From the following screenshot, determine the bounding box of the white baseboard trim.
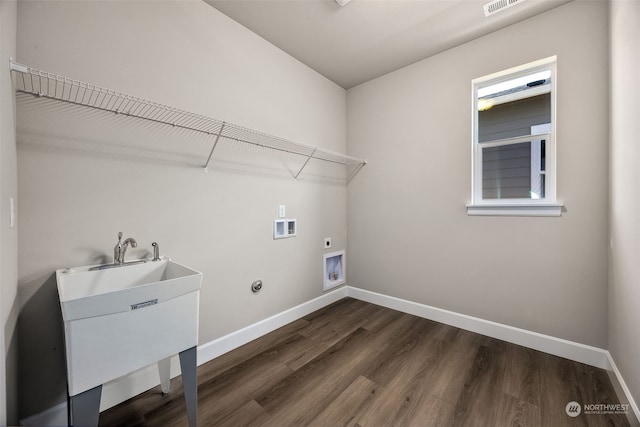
[23,285,638,426]
[103,286,349,412]
[100,357,183,411]
[606,352,640,426]
[20,287,348,426]
[346,287,610,369]
[197,287,348,365]
[346,288,638,423]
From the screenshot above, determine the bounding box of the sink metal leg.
[69,385,102,427]
[179,346,198,427]
[158,357,171,394]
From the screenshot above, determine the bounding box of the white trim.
[346,287,610,369]
[25,286,640,426]
[100,359,180,411]
[530,123,550,199]
[107,285,345,411]
[467,203,563,216]
[606,352,640,426]
[473,56,557,86]
[197,287,347,364]
[478,83,550,109]
[20,287,348,426]
[476,132,550,149]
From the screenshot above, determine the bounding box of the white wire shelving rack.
[10,61,366,178]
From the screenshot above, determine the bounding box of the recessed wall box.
[287,219,297,237]
[323,250,345,291]
[274,219,286,239]
[274,218,297,239]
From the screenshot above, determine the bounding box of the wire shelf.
[10,61,366,178]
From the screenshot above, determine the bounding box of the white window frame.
[467,56,562,217]
[530,123,550,199]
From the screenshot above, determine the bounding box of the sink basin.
[57,257,201,321]
[56,257,202,397]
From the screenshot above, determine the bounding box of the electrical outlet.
[324,237,332,248]
[278,205,286,218]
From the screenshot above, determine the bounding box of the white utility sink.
[56,257,202,397]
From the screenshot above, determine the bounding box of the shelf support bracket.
[294,148,317,179]
[9,60,29,74]
[203,122,226,172]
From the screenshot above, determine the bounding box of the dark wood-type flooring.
[99,298,631,426]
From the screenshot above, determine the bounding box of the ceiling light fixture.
[335,0,352,6]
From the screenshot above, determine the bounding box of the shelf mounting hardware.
[294,148,317,180]
[203,122,226,172]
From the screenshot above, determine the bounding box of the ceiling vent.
[483,0,526,17]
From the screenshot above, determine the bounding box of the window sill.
[466,203,563,217]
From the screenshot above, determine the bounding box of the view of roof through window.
[478,70,551,98]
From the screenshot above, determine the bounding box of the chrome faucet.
[119,237,137,264]
[114,232,138,264]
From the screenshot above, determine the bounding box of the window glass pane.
[482,142,533,199]
[478,94,551,143]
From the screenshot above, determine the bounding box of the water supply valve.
[251,279,263,293]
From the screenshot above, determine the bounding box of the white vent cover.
[483,0,526,17]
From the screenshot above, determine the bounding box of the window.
[468,56,562,216]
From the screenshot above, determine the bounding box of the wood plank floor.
[99,298,631,427]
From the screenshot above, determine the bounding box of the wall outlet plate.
[324,238,332,248]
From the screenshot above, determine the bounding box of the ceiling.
[205,0,572,89]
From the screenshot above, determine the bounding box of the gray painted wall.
[347,1,609,348]
[16,0,347,419]
[1,0,19,424]
[609,0,640,413]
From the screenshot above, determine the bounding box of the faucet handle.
[152,242,161,261]
[117,231,123,242]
